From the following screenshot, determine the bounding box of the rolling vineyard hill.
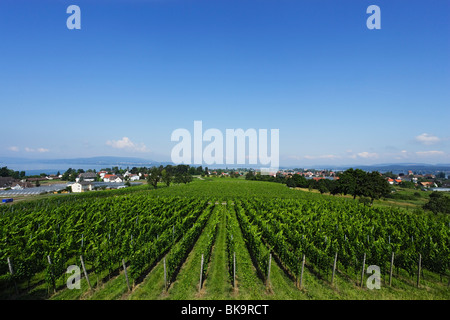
[0,178,449,300]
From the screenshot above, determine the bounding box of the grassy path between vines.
[198,205,231,299]
[163,205,219,299]
[128,205,219,299]
[225,204,267,299]
[227,204,309,300]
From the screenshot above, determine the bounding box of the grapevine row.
[237,197,450,283]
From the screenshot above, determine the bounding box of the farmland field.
[1,178,449,300]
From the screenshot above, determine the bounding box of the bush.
[399,181,416,189]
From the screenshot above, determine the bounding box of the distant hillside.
[1,156,171,166]
[289,163,450,174]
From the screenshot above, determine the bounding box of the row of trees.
[246,168,391,205]
[0,166,26,179]
[336,168,391,204]
[146,165,194,189]
[61,168,84,181]
[128,165,209,177]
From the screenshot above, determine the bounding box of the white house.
[129,174,140,181]
[71,183,82,193]
[111,176,123,183]
[98,171,108,178]
[71,182,92,193]
[104,175,122,183]
[78,172,98,182]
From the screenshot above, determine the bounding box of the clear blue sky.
[0,0,449,167]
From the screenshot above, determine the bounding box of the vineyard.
[1,178,449,300]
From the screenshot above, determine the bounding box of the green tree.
[0,166,20,179]
[338,168,383,201]
[181,172,193,184]
[188,166,197,175]
[0,166,9,177]
[327,179,340,195]
[173,164,189,176]
[292,174,308,188]
[317,179,329,194]
[174,173,183,184]
[61,168,72,181]
[365,171,391,205]
[161,169,173,187]
[245,171,256,180]
[174,172,192,184]
[286,177,297,188]
[68,172,78,182]
[337,168,364,199]
[423,192,450,214]
[164,165,174,175]
[147,167,161,189]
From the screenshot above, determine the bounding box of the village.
[273,168,450,191]
[0,169,143,197]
